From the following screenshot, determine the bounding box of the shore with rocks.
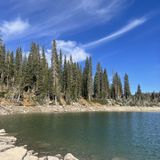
[0,104,160,115]
[0,129,78,160]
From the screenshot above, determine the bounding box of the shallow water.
[0,112,160,160]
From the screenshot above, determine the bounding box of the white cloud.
[2,0,130,42]
[56,40,90,62]
[0,18,30,39]
[44,40,89,66]
[83,17,148,48]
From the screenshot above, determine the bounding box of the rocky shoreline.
[0,104,160,115]
[0,129,79,160]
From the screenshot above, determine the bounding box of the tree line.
[0,40,159,105]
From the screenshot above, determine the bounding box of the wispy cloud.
[83,17,148,48]
[0,0,130,42]
[0,18,30,40]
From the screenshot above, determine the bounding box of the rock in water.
[0,129,6,134]
[64,153,79,160]
[55,154,63,159]
[0,129,7,136]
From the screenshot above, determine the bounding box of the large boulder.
[0,146,27,160]
[64,153,79,160]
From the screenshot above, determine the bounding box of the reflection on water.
[0,112,160,160]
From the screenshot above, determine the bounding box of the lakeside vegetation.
[0,39,159,107]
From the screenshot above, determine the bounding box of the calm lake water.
[0,112,160,160]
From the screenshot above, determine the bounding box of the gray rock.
[24,144,27,148]
[64,153,79,160]
[0,129,7,135]
[55,154,63,159]
[33,152,38,156]
[47,156,59,160]
[0,129,5,133]
[27,150,34,154]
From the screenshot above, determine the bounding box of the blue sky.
[0,0,160,93]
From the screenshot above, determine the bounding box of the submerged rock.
[0,129,79,160]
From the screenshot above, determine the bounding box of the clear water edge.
[0,112,160,160]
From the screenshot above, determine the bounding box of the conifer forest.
[0,40,159,106]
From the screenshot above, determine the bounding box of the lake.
[0,112,160,160]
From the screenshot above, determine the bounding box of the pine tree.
[5,51,14,89]
[94,63,101,99]
[65,58,72,103]
[76,63,82,98]
[72,62,78,100]
[87,57,92,101]
[41,48,49,96]
[62,55,67,95]
[0,41,6,91]
[124,73,131,99]
[118,76,123,98]
[36,47,48,101]
[136,84,142,100]
[27,43,40,90]
[59,50,63,92]
[68,56,75,101]
[82,57,92,101]
[21,54,28,90]
[101,69,110,99]
[111,73,122,99]
[51,40,60,103]
[15,48,22,85]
